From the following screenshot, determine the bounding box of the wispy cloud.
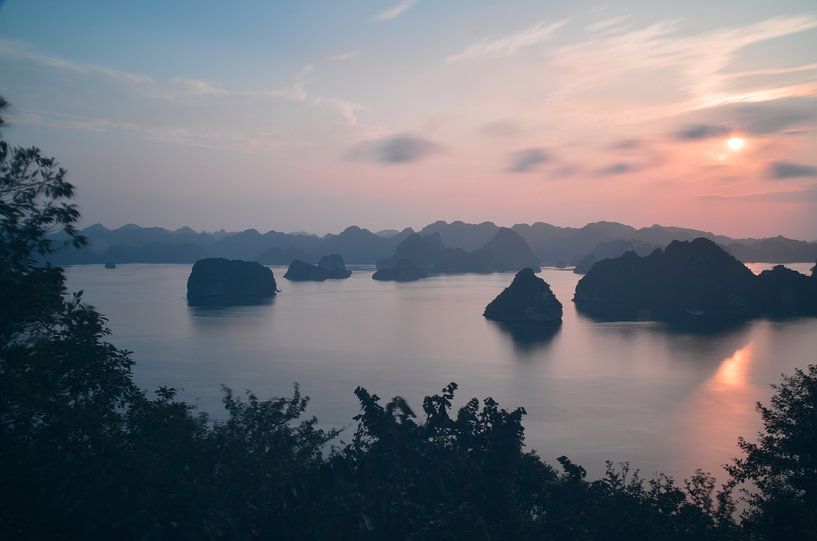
[312,97,366,126]
[446,20,568,63]
[0,38,382,146]
[325,50,360,62]
[697,185,817,203]
[586,16,629,33]
[12,110,295,153]
[545,14,817,123]
[0,37,155,86]
[374,0,417,22]
[0,38,318,103]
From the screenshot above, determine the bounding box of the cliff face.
[187,258,277,305]
[484,268,562,322]
[573,238,817,321]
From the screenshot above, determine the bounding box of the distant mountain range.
[45,220,817,266]
[373,228,541,281]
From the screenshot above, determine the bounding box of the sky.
[1,0,816,239]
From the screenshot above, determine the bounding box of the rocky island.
[573,238,817,322]
[317,254,352,279]
[372,259,428,282]
[284,254,352,281]
[757,265,817,317]
[374,227,540,281]
[484,268,563,322]
[187,258,277,305]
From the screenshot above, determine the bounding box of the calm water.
[65,263,816,482]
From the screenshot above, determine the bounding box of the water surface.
[65,263,817,482]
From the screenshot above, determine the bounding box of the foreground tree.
[728,364,817,540]
[0,95,138,538]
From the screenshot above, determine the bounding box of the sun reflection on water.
[710,345,751,391]
[675,342,757,483]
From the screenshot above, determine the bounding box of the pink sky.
[1,1,816,239]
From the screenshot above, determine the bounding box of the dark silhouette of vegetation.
[1,97,814,539]
[727,365,817,539]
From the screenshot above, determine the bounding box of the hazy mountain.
[210,229,322,260]
[255,246,315,265]
[319,226,402,263]
[102,242,206,264]
[420,220,500,251]
[469,228,541,272]
[45,220,817,266]
[375,228,540,279]
[574,240,660,275]
[726,236,817,264]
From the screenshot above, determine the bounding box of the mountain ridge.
[46,220,817,266]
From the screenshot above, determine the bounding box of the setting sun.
[727,136,746,151]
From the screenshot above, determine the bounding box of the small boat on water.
[104,262,117,269]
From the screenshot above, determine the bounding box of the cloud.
[769,161,817,179]
[673,124,731,140]
[0,38,382,147]
[347,134,442,164]
[446,20,568,63]
[723,98,817,135]
[374,0,417,22]
[479,119,523,138]
[0,38,319,103]
[596,162,640,176]
[607,138,643,150]
[325,50,359,62]
[507,148,550,172]
[543,15,817,123]
[586,16,630,33]
[13,110,294,153]
[0,37,155,86]
[697,184,817,203]
[312,97,366,126]
[673,97,817,141]
[547,164,581,179]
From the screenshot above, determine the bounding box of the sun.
[726,136,745,151]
